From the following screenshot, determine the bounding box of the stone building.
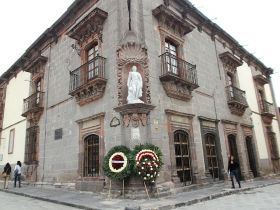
[1,0,280,192]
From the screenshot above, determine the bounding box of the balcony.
[226,85,248,116]
[260,100,275,124]
[159,52,198,100]
[69,56,107,106]
[22,92,44,117]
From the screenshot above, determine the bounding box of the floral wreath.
[103,146,133,181]
[132,144,163,183]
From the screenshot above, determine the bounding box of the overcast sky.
[0,0,279,105]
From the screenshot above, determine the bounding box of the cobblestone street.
[177,184,280,210]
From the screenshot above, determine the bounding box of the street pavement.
[0,176,280,210]
[0,190,79,210]
[177,184,280,210]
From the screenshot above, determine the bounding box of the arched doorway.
[174,130,192,185]
[228,134,242,179]
[245,136,258,177]
[205,133,219,180]
[228,134,239,160]
[84,134,99,177]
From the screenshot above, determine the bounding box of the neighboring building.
[0,0,280,193]
[0,70,30,167]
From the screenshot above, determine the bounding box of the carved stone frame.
[116,40,151,106]
[76,113,105,191]
[165,109,198,185]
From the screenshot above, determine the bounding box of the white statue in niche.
[127,65,144,104]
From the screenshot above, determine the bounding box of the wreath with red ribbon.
[103,146,133,181]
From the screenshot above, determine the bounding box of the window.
[35,80,41,104]
[24,126,38,164]
[258,89,265,111]
[84,134,99,177]
[205,134,219,179]
[227,73,234,97]
[8,129,15,154]
[174,130,192,185]
[87,44,99,80]
[165,40,178,74]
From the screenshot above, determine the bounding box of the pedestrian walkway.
[0,176,280,210]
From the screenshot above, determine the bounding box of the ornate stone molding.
[219,51,242,74]
[152,5,194,37]
[227,101,248,116]
[253,74,269,86]
[68,8,108,45]
[71,78,107,106]
[117,31,151,106]
[114,103,155,128]
[161,80,192,100]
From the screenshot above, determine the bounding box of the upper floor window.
[165,40,178,74]
[8,129,15,154]
[87,44,99,80]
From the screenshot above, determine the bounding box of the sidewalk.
[1,176,280,210]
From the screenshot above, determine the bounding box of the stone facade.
[1,0,280,193]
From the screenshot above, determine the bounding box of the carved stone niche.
[219,51,242,74]
[152,5,194,38]
[114,104,155,128]
[117,31,151,106]
[115,31,153,127]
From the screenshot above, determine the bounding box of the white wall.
[237,63,269,159]
[0,71,30,165]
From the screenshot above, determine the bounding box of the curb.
[0,181,280,210]
[0,188,100,210]
[155,181,280,210]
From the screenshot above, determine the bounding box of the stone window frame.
[165,109,197,184]
[199,117,225,180]
[219,51,242,88]
[153,4,195,63]
[77,113,105,180]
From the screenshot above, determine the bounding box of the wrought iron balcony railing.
[69,56,106,93]
[22,91,44,116]
[261,100,275,116]
[159,52,198,87]
[226,85,248,105]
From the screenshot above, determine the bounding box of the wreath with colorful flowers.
[103,146,133,181]
[131,144,163,183]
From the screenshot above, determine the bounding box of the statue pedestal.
[114,103,155,127]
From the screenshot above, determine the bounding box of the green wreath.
[131,143,163,183]
[103,145,133,181]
